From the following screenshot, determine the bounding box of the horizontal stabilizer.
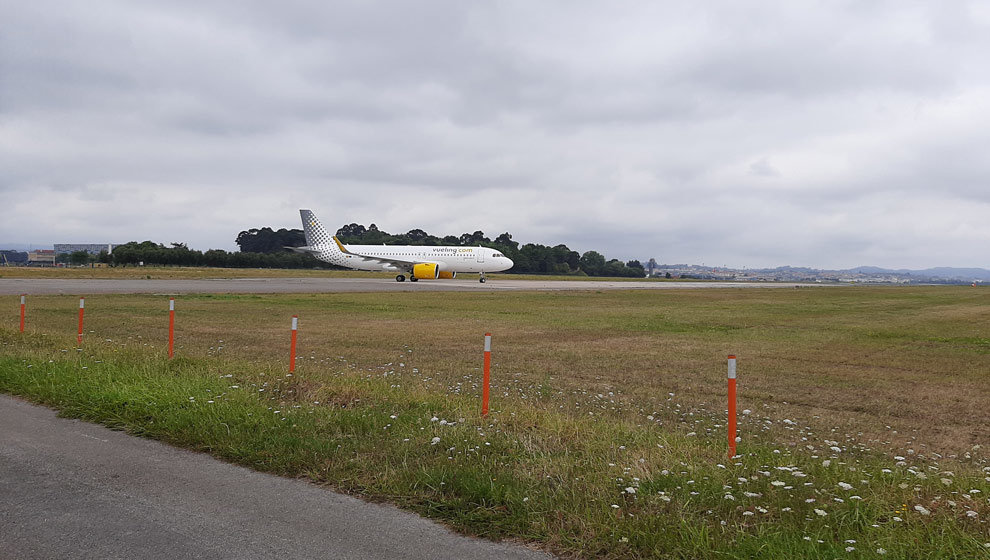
[285,245,318,254]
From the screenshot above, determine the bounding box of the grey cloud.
[1,1,988,268]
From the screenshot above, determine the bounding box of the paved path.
[0,394,550,560]
[0,277,817,295]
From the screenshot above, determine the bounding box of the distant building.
[27,250,56,266]
[54,243,118,256]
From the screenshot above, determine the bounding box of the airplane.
[290,209,514,283]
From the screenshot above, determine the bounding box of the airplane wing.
[332,237,440,268]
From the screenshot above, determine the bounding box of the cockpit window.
[493,253,503,258]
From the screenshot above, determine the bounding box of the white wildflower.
[814,508,827,516]
[624,487,636,494]
[430,437,441,445]
[914,505,930,515]
[838,482,853,490]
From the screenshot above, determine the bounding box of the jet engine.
[438,271,456,279]
[412,263,440,279]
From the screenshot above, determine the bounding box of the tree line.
[32,224,644,277]
[239,223,645,277]
[100,241,327,269]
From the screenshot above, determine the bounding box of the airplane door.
[477,246,485,263]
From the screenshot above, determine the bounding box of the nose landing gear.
[479,272,487,283]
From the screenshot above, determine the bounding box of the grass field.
[0,265,383,280]
[2,285,989,558]
[0,265,679,282]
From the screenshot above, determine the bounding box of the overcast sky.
[2,1,988,269]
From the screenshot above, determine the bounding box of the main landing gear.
[395,274,405,282]
[479,272,487,283]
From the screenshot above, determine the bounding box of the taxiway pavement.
[0,277,816,295]
[0,394,550,560]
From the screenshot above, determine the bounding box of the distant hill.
[846,266,990,281]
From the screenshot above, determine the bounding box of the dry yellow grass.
[6,286,987,457]
[4,285,990,558]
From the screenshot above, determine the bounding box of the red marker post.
[728,355,737,458]
[77,297,85,346]
[168,298,175,358]
[19,294,26,332]
[289,315,298,372]
[482,333,492,416]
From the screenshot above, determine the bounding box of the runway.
[0,277,818,295]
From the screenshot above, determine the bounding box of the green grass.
[2,286,989,558]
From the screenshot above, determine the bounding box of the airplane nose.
[505,257,514,268]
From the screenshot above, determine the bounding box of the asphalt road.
[0,277,816,295]
[0,394,550,560]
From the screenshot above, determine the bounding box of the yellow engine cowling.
[438,271,456,279]
[412,263,440,279]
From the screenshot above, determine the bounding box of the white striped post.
[728,355,737,458]
[289,315,298,372]
[76,298,85,346]
[167,298,175,358]
[482,333,492,416]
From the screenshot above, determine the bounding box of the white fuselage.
[332,244,513,274]
[296,209,514,281]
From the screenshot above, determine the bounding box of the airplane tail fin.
[300,209,333,248]
[298,209,349,267]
